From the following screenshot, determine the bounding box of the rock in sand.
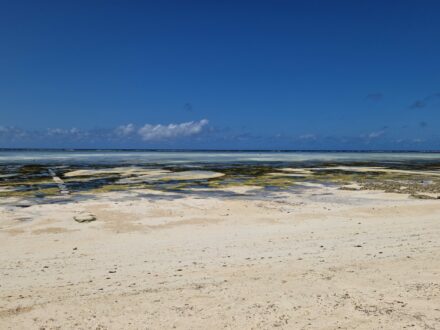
[74,213,96,223]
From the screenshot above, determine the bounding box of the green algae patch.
[199,165,297,189]
[0,186,59,198]
[3,163,440,200]
[0,178,54,187]
[18,165,47,175]
[272,167,440,196]
[117,170,224,184]
[36,187,60,196]
[0,190,35,198]
[310,168,440,196]
[155,181,197,191]
[84,184,139,194]
[240,174,297,188]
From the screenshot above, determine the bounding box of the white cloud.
[46,128,65,135]
[0,120,210,144]
[299,133,316,140]
[46,128,80,135]
[367,130,385,139]
[0,126,28,139]
[115,123,135,136]
[137,119,209,141]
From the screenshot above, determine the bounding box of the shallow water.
[1,149,440,165]
[1,150,440,202]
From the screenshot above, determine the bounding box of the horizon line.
[1,148,440,153]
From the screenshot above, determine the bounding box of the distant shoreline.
[1,148,440,153]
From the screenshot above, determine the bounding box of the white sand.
[1,187,440,329]
[64,167,170,178]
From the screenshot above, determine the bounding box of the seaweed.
[2,162,440,202]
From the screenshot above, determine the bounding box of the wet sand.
[1,183,440,329]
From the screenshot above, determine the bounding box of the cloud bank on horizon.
[0,118,436,150]
[113,120,209,141]
[0,119,210,145]
[137,119,209,141]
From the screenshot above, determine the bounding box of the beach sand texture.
[1,179,440,329]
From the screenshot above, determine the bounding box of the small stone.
[74,213,96,223]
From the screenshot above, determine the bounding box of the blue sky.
[1,0,440,149]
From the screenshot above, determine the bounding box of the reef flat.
[2,161,440,203]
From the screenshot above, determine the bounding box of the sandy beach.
[1,178,440,329]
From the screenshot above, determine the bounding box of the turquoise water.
[1,150,440,165]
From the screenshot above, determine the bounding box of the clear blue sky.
[1,0,440,149]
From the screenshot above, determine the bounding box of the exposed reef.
[1,161,440,201]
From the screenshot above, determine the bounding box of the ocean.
[1,149,440,166]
